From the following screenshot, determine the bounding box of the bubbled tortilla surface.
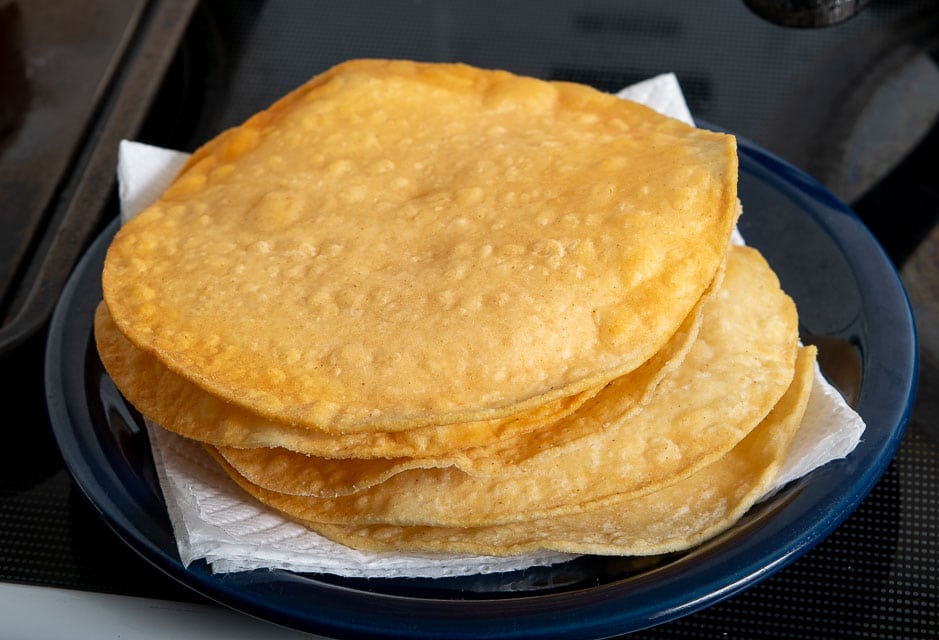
[206,246,799,528]
[101,59,739,433]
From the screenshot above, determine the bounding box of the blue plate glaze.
[45,136,917,639]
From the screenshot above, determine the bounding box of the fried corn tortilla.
[101,59,739,433]
[95,301,605,459]
[287,346,816,556]
[210,266,714,496]
[95,267,705,498]
[207,245,799,526]
[95,249,710,482]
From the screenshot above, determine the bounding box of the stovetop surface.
[2,1,937,637]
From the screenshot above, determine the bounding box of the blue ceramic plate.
[46,136,917,639]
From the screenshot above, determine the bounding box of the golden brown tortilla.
[206,246,799,526]
[101,59,739,433]
[95,301,604,459]
[295,346,816,556]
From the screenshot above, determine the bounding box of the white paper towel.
[116,73,866,577]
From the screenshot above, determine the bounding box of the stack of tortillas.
[96,60,816,558]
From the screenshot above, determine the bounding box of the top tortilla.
[101,59,738,432]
